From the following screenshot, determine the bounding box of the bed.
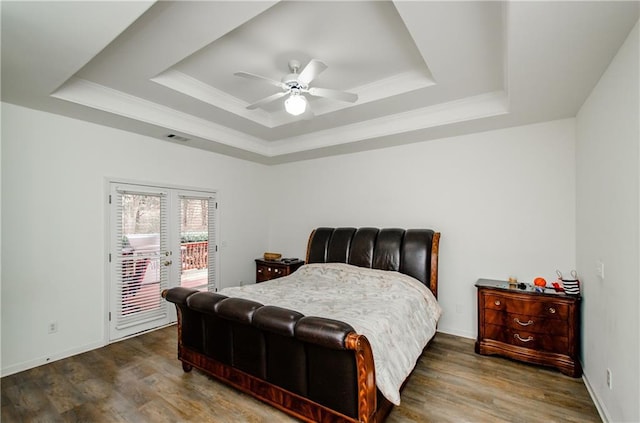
[162,227,441,423]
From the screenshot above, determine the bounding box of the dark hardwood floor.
[1,326,601,422]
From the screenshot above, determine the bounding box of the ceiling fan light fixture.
[284,92,307,116]
[237,58,357,116]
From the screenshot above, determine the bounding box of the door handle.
[163,260,172,266]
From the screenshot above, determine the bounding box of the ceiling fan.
[234,59,358,116]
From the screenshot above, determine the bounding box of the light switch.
[596,260,605,280]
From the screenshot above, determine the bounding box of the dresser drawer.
[484,294,569,320]
[484,324,569,354]
[484,309,568,336]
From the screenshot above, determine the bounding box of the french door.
[108,182,217,341]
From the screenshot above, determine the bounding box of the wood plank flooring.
[1,326,601,422]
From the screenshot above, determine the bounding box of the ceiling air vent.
[165,134,190,142]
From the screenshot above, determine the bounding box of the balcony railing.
[181,241,208,271]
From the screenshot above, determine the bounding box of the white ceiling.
[2,1,638,164]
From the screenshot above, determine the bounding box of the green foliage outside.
[181,231,208,243]
[121,232,207,246]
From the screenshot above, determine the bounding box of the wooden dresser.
[255,259,304,283]
[475,279,582,377]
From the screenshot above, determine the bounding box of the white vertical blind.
[114,189,168,330]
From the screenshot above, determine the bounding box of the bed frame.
[163,227,440,423]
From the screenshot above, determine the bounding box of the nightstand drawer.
[256,265,284,281]
[255,259,304,283]
[484,324,569,354]
[484,309,568,336]
[484,294,569,320]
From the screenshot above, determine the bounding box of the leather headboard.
[305,227,440,298]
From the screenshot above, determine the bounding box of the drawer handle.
[494,300,501,306]
[514,318,534,326]
[257,269,263,273]
[514,334,534,343]
[548,307,556,314]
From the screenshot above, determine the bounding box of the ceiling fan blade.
[246,91,288,110]
[308,87,358,103]
[297,59,328,85]
[234,71,288,90]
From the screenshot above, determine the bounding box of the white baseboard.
[1,324,176,377]
[1,340,105,378]
[582,370,611,423]
[436,326,476,340]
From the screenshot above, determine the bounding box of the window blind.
[114,189,168,330]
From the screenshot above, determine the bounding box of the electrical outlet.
[48,322,58,334]
[606,368,612,389]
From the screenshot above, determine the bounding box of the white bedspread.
[219,263,442,405]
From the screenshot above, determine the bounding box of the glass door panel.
[179,196,215,291]
[110,185,170,341]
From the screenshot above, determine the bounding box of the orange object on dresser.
[534,277,547,287]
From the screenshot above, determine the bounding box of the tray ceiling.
[2,1,638,164]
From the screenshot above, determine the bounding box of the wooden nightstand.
[255,259,304,283]
[475,279,582,377]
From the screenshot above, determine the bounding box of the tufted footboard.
[163,287,379,423]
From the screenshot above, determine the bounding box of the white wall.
[0,101,584,389]
[576,21,639,423]
[1,103,269,376]
[268,119,576,338]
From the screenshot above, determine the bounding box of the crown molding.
[51,77,270,155]
[267,91,509,155]
[51,77,508,158]
[151,69,275,127]
[150,68,435,128]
